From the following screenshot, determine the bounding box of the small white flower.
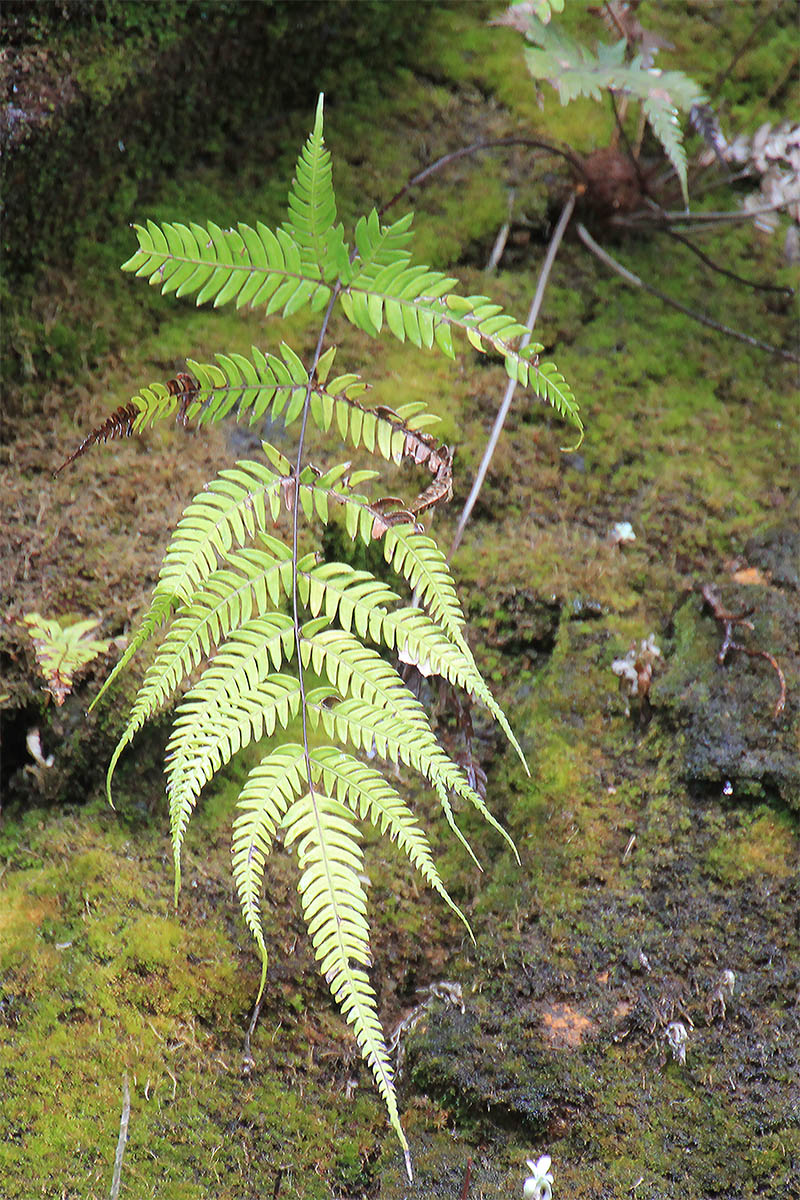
[523,1154,554,1199]
[610,520,636,545]
[665,1021,688,1065]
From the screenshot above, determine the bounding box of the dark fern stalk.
[57,95,581,1178]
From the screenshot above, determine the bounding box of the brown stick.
[701,584,786,719]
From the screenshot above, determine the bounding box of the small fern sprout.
[23,611,111,706]
[56,95,580,1177]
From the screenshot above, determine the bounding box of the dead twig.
[660,228,794,297]
[109,1073,131,1200]
[576,222,799,363]
[450,190,577,559]
[701,583,786,719]
[378,137,585,219]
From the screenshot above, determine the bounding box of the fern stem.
[291,285,342,793]
[449,190,577,560]
[576,222,800,363]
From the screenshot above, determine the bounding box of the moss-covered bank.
[1,2,798,1196]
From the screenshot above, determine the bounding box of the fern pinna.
[59,96,581,1177]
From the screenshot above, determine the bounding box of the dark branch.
[701,584,787,720]
[379,137,586,219]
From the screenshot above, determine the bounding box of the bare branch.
[576,222,799,362]
[450,190,578,559]
[109,1074,131,1200]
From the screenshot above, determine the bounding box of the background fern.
[61,94,579,1179]
[516,9,705,204]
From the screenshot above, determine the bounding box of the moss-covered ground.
[1,3,798,1197]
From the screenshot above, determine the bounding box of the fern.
[517,11,705,204]
[23,612,110,705]
[58,94,580,1178]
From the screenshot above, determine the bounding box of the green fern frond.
[307,690,517,866]
[92,455,290,713]
[283,94,349,283]
[643,92,690,203]
[283,789,409,1164]
[302,627,431,730]
[352,207,415,278]
[232,743,307,998]
[121,218,331,317]
[310,745,471,936]
[129,344,445,473]
[382,525,466,640]
[105,569,299,798]
[23,612,110,706]
[67,94,585,1174]
[166,640,300,891]
[521,16,704,203]
[381,606,528,772]
[341,254,582,436]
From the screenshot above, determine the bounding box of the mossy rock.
[652,516,800,807]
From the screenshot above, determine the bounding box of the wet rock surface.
[653,515,800,808]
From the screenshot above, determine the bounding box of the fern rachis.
[58,94,580,1179]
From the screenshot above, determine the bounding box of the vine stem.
[291,285,340,796]
[576,222,800,363]
[449,190,577,561]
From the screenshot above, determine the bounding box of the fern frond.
[521,16,704,203]
[302,627,436,743]
[93,454,293,712]
[310,745,472,938]
[282,93,349,283]
[382,524,466,640]
[283,789,409,1163]
[643,91,690,203]
[231,742,307,998]
[301,559,399,638]
[23,612,110,706]
[165,625,300,890]
[351,207,415,278]
[54,401,141,476]
[67,95,578,1177]
[121,217,331,317]
[300,560,525,773]
[307,690,518,866]
[104,546,300,798]
[381,606,527,772]
[341,245,582,437]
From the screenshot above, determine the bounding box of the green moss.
[3,1,799,1194]
[706,807,795,884]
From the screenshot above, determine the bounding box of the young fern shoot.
[58,95,581,1177]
